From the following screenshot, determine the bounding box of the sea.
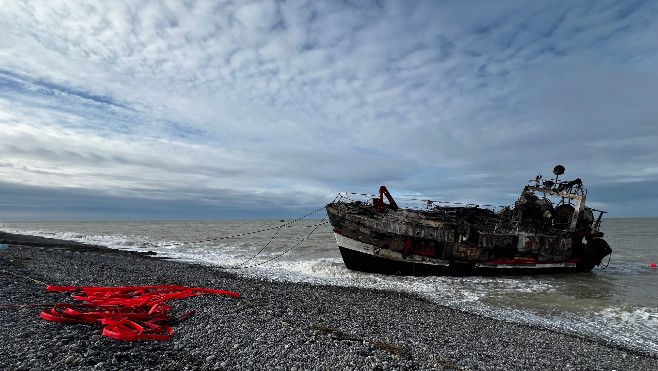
[1,217,657,356]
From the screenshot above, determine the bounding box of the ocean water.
[1,217,657,356]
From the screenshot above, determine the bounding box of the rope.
[0,269,53,309]
[0,303,54,310]
[201,197,340,268]
[0,268,48,286]
[224,219,329,270]
[184,205,328,245]
[223,222,286,269]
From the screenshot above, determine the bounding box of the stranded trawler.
[326,166,612,276]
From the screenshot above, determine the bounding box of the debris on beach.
[40,284,240,341]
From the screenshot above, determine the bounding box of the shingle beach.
[1,232,656,371]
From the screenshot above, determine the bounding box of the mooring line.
[185,205,328,245]
[224,219,329,270]
[0,268,48,287]
[182,195,341,270]
[223,222,286,269]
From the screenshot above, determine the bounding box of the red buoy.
[650,261,657,269]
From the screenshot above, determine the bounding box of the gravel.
[1,232,656,371]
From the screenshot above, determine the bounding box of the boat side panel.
[337,246,458,276]
[328,204,599,276]
[336,233,595,276]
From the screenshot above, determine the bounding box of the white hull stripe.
[335,233,451,267]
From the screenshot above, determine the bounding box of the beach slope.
[1,232,655,370]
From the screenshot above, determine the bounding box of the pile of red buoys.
[40,285,240,341]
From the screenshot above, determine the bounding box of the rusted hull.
[337,234,597,277]
[326,171,612,277]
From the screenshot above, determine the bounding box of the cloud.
[0,0,657,219]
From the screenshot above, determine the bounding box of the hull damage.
[326,166,612,276]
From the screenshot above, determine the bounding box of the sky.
[1,0,657,220]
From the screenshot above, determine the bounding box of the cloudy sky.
[1,0,657,220]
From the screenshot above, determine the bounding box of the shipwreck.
[325,165,612,276]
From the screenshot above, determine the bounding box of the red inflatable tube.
[40,284,240,341]
[102,317,174,341]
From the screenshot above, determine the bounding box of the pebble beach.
[1,231,656,371]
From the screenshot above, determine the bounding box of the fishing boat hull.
[335,232,597,276]
[327,167,612,277]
